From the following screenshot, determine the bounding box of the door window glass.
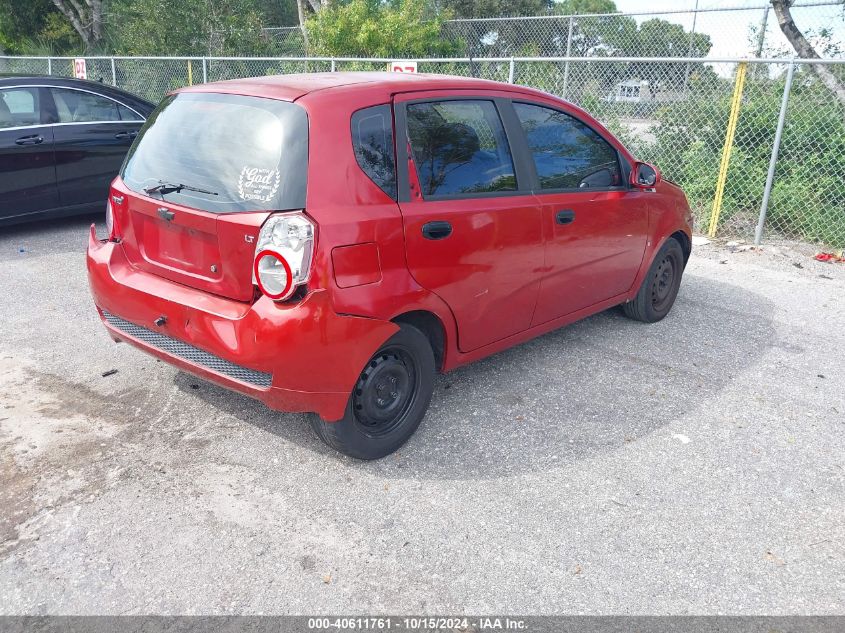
[351,104,396,200]
[406,100,516,197]
[514,102,621,190]
[0,87,41,129]
[51,88,121,123]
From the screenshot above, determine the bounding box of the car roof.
[0,75,155,110]
[177,71,523,102]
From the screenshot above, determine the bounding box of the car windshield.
[121,92,308,213]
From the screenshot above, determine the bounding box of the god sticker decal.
[238,167,281,202]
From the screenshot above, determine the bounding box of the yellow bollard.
[708,61,748,237]
[187,59,193,86]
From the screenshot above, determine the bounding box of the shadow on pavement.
[176,271,777,480]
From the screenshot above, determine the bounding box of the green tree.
[633,18,710,58]
[436,0,552,18]
[0,0,80,54]
[627,19,713,91]
[305,0,459,57]
[110,0,271,56]
[260,0,300,26]
[557,0,616,15]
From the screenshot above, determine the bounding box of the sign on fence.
[389,61,417,73]
[73,58,87,79]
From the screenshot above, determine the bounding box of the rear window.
[122,92,307,213]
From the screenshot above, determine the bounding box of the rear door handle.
[115,131,138,140]
[556,209,576,225]
[422,221,452,240]
[15,134,44,146]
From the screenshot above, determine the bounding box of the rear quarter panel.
[296,87,460,366]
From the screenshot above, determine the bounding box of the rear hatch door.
[116,91,308,302]
[117,188,268,302]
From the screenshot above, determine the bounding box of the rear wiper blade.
[144,181,218,196]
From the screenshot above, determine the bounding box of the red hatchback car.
[87,72,693,459]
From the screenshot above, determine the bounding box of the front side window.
[122,92,308,213]
[406,100,516,197]
[351,105,396,200]
[514,102,621,191]
[51,88,123,123]
[0,87,41,129]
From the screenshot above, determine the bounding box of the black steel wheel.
[622,237,685,323]
[650,248,680,314]
[352,347,418,437]
[309,323,435,460]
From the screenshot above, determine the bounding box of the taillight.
[253,212,314,301]
[105,199,118,240]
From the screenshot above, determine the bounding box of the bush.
[624,70,845,246]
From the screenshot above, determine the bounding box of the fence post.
[187,59,193,86]
[508,57,515,84]
[562,16,574,99]
[47,57,52,75]
[331,58,336,72]
[110,57,117,86]
[708,60,748,238]
[202,57,208,84]
[755,59,795,245]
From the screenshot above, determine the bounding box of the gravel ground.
[0,215,843,615]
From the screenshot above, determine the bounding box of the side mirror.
[632,162,660,189]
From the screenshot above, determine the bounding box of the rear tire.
[309,323,435,460]
[623,237,685,323]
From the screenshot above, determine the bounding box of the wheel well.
[392,311,445,371]
[671,230,691,264]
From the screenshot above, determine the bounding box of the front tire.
[623,237,685,323]
[309,323,435,460]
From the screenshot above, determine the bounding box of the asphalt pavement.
[0,214,843,614]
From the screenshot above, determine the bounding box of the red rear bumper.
[86,225,398,421]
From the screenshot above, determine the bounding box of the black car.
[0,76,155,225]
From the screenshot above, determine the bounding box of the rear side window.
[514,102,621,191]
[351,105,396,200]
[51,88,120,123]
[118,104,144,121]
[406,100,516,198]
[0,87,41,128]
[122,92,307,213]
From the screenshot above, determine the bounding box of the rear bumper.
[86,225,398,421]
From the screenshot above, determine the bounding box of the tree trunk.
[296,0,310,49]
[770,0,845,108]
[90,0,103,44]
[51,0,104,51]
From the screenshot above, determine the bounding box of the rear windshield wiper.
[144,181,218,196]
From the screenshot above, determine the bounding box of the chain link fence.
[1,54,844,248]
